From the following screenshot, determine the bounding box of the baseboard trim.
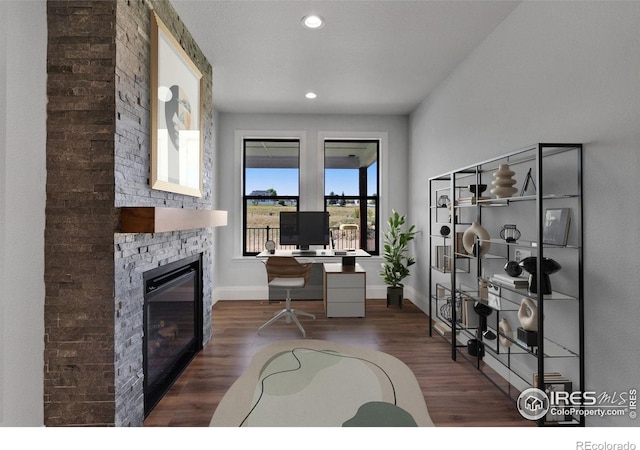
[213,284,429,313]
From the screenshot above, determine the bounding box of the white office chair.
[258,256,316,337]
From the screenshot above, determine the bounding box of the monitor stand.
[292,245,316,256]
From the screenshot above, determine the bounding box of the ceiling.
[170,0,519,115]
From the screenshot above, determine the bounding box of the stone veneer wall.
[45,0,214,426]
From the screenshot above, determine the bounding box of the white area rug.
[210,339,434,427]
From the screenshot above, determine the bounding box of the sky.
[246,164,378,196]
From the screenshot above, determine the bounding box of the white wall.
[214,113,409,302]
[409,1,640,426]
[0,0,46,426]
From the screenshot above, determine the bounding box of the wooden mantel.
[118,207,228,233]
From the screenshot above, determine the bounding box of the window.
[324,140,379,255]
[243,139,300,256]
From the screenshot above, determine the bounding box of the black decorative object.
[468,184,487,197]
[519,256,561,294]
[473,301,495,341]
[504,260,523,277]
[517,327,538,347]
[467,339,485,357]
[499,224,521,243]
[468,302,494,357]
[437,194,450,208]
[519,168,537,196]
[439,225,450,237]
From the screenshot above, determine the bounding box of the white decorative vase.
[462,221,491,257]
[498,318,513,348]
[490,164,518,198]
[517,297,538,331]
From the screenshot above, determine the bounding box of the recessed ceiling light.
[302,15,324,29]
[305,92,317,99]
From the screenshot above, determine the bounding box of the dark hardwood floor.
[143,298,531,427]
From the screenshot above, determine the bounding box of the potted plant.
[380,210,417,308]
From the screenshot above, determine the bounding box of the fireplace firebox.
[143,254,203,416]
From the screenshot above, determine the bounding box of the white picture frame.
[150,12,204,197]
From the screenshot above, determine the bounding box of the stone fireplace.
[143,254,203,416]
[44,0,214,426]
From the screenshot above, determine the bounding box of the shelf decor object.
[462,221,491,257]
[542,208,571,245]
[520,168,537,196]
[504,260,523,277]
[490,164,518,198]
[498,318,513,348]
[468,184,487,197]
[499,224,521,243]
[517,297,539,331]
[519,256,561,294]
[517,297,539,347]
[437,194,450,207]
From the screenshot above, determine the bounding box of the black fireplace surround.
[143,254,203,416]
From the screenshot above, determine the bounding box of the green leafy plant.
[380,210,417,288]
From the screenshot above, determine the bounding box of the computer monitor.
[279,211,330,250]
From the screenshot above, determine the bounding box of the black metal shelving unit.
[428,143,584,427]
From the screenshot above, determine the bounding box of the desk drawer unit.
[323,263,366,318]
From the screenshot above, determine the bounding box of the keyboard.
[292,250,317,256]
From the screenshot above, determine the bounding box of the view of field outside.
[243,139,379,254]
[245,203,377,253]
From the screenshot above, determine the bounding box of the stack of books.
[491,273,529,289]
[532,372,574,422]
[533,371,571,388]
[456,196,490,205]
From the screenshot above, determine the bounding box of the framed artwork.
[542,208,571,245]
[150,12,203,197]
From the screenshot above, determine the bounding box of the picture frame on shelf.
[487,282,501,309]
[514,248,531,263]
[520,167,537,196]
[436,245,452,272]
[455,232,468,255]
[150,12,204,198]
[542,208,571,246]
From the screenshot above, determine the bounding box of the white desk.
[257,249,370,315]
[323,263,366,318]
[256,249,370,260]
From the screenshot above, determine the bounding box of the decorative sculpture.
[519,256,561,294]
[490,164,518,198]
[504,260,523,277]
[517,297,538,331]
[517,297,540,347]
[498,318,513,348]
[462,222,491,257]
